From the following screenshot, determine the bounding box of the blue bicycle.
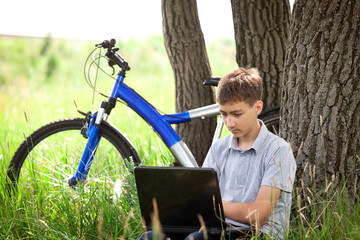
[7,39,279,193]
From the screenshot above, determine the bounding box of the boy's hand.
[222,186,281,227]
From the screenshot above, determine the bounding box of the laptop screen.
[135,166,225,234]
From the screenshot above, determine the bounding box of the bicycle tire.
[259,106,280,135]
[7,118,141,194]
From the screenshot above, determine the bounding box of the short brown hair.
[217,67,263,106]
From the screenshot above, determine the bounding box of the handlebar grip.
[203,77,221,86]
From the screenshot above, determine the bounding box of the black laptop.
[134,166,226,237]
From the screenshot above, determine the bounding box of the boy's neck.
[237,120,261,151]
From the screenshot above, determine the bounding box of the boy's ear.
[255,100,263,115]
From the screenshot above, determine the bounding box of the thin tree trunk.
[162,0,217,166]
[231,0,290,108]
[281,0,360,199]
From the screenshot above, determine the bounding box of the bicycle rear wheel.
[7,118,141,195]
[259,106,280,135]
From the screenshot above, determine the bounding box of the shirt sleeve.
[261,143,296,193]
[202,143,221,179]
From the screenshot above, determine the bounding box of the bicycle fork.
[68,111,101,186]
[68,99,114,187]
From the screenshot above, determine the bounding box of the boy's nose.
[226,116,235,128]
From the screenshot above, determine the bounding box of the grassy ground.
[0,36,359,239]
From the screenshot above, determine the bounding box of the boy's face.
[219,100,263,140]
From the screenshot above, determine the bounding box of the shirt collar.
[228,120,268,152]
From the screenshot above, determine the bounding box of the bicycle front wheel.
[7,118,141,195]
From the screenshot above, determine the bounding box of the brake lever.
[110,65,115,75]
[108,59,116,75]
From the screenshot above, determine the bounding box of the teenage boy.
[190,68,296,239]
[139,68,296,240]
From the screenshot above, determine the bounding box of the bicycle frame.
[69,73,221,184]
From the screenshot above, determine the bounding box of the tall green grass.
[1,36,359,239]
[289,179,360,239]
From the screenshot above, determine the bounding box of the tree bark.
[281,0,360,199]
[162,0,217,166]
[231,0,291,108]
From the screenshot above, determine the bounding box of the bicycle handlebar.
[96,39,131,74]
[95,39,116,48]
[203,77,220,86]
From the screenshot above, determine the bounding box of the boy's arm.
[222,186,281,227]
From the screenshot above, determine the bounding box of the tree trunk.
[281,0,360,199]
[162,0,217,166]
[231,0,291,108]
